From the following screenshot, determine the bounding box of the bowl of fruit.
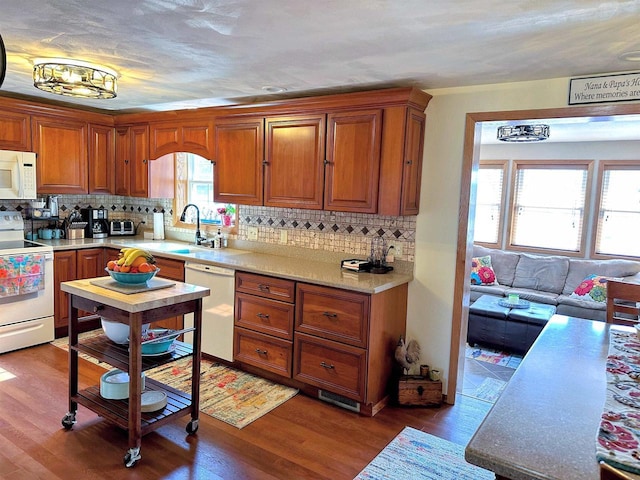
[106,248,159,285]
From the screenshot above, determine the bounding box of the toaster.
[109,220,136,236]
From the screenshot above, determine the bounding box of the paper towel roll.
[153,212,165,240]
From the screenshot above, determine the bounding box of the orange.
[107,260,117,271]
[119,265,131,273]
[138,263,153,273]
[131,256,147,268]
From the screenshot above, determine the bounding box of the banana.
[123,248,146,267]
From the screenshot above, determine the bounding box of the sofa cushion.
[470,256,498,285]
[570,274,620,303]
[512,254,570,294]
[562,259,640,295]
[556,299,607,321]
[473,245,520,286]
[470,284,510,299]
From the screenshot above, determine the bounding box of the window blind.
[474,165,504,244]
[596,166,640,257]
[511,165,588,252]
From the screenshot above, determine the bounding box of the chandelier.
[33,59,117,99]
[497,124,550,142]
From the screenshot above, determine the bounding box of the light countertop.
[40,237,412,294]
[465,316,640,480]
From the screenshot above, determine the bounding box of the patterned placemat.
[597,329,640,475]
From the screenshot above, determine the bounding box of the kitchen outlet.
[280,230,288,244]
[248,227,258,241]
[391,244,403,257]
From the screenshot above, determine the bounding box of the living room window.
[508,160,592,254]
[474,161,507,247]
[594,161,640,258]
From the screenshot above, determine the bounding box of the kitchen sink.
[129,242,201,254]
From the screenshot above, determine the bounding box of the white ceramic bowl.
[100,369,146,400]
[101,318,149,344]
[634,323,640,341]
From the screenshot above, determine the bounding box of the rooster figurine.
[394,335,421,375]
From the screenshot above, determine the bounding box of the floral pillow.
[570,274,620,303]
[470,256,498,285]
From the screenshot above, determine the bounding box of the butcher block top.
[61,278,210,313]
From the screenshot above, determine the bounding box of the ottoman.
[467,295,556,355]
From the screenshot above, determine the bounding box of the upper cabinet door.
[213,116,264,205]
[149,120,213,159]
[114,127,131,196]
[324,109,382,213]
[264,115,326,210]
[0,110,31,151]
[32,116,88,194]
[400,108,426,215]
[88,124,115,194]
[129,125,150,198]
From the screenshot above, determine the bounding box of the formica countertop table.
[465,315,640,480]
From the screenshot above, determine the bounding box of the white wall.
[407,78,577,392]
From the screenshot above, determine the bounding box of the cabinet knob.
[143,159,148,164]
[93,305,104,313]
[262,160,269,166]
[124,159,129,165]
[322,311,337,318]
[258,284,270,292]
[320,361,335,369]
[255,348,268,355]
[406,160,413,165]
[256,313,270,319]
[323,159,329,165]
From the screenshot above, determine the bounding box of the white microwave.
[0,150,37,200]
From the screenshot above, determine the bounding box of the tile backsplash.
[1,196,416,261]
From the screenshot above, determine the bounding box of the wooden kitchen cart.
[60,278,209,468]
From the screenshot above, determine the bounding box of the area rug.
[354,426,495,480]
[469,377,507,403]
[51,333,297,429]
[465,345,522,369]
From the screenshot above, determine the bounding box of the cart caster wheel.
[123,447,141,468]
[186,419,199,435]
[61,412,76,430]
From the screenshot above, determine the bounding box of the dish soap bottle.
[213,228,222,248]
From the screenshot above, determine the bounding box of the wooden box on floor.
[397,375,442,407]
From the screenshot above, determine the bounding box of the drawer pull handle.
[255,348,268,355]
[258,284,270,292]
[257,313,270,319]
[320,361,335,369]
[93,305,104,313]
[322,312,337,318]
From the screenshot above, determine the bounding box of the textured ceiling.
[1,0,640,114]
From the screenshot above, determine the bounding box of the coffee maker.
[80,207,109,238]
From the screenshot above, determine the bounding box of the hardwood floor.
[0,343,492,479]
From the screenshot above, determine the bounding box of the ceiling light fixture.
[497,124,550,142]
[33,58,118,99]
[619,50,640,62]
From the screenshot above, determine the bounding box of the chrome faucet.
[179,204,206,245]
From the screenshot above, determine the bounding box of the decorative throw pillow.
[470,256,497,285]
[570,274,619,303]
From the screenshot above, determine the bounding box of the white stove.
[0,211,54,353]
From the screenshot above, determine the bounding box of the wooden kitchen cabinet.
[293,282,408,415]
[150,119,214,159]
[234,272,296,377]
[32,116,88,194]
[54,248,106,337]
[115,125,173,198]
[88,124,115,194]
[0,109,31,151]
[324,109,382,213]
[378,106,426,215]
[264,115,326,210]
[213,116,264,205]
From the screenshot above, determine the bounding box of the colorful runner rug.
[51,333,297,429]
[354,426,495,480]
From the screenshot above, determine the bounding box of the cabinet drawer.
[296,283,369,348]
[154,256,185,281]
[236,272,295,302]
[234,327,292,378]
[235,293,294,340]
[293,333,366,402]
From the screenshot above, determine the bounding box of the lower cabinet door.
[293,332,366,402]
[234,327,292,378]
